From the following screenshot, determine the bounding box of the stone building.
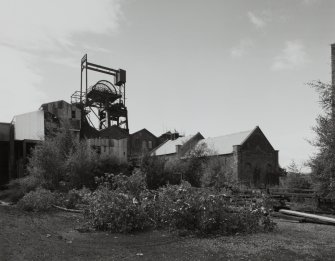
[199,126,279,188]
[41,100,81,138]
[150,126,280,188]
[128,129,159,165]
[87,137,128,163]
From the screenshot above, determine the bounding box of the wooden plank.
[279,209,335,225]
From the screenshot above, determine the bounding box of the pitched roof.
[131,128,157,139]
[151,135,194,156]
[198,128,255,155]
[99,125,129,140]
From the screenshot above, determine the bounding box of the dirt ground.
[1,205,335,261]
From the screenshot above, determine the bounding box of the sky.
[0,0,334,171]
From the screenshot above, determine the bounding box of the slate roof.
[131,128,157,139]
[99,125,129,140]
[151,135,195,156]
[198,128,255,155]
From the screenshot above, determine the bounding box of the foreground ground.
[1,205,335,261]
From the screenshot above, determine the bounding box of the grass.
[1,205,335,260]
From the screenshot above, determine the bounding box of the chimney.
[176,144,182,155]
[332,43,335,119]
[332,43,335,87]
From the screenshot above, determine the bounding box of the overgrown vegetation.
[282,160,312,190]
[12,125,130,195]
[6,125,276,236]
[141,143,236,190]
[308,81,335,199]
[84,174,275,235]
[17,188,56,212]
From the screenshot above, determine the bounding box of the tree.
[285,160,312,190]
[308,81,335,198]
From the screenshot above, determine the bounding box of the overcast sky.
[0,0,334,170]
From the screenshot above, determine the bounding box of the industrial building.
[0,53,284,189]
[151,127,280,188]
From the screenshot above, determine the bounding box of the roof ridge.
[205,129,253,140]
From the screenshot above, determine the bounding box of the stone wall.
[204,128,280,188]
[87,137,127,163]
[239,128,279,188]
[128,129,158,163]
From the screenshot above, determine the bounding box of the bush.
[95,170,147,199]
[17,188,56,212]
[84,186,151,233]
[149,183,275,235]
[55,187,91,209]
[94,155,132,177]
[26,126,131,191]
[65,141,99,189]
[27,128,75,190]
[1,175,42,202]
[286,172,312,190]
[283,161,312,190]
[200,157,238,190]
[141,144,237,189]
[141,155,176,189]
[84,178,275,236]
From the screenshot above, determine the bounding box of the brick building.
[199,126,279,188]
[151,126,280,188]
[128,128,159,165]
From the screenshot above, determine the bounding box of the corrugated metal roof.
[151,135,194,156]
[198,129,254,155]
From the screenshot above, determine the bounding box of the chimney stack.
[332,43,335,119]
[332,43,335,87]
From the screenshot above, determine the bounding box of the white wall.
[14,110,44,140]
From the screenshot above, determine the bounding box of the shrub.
[27,128,75,190]
[1,175,42,202]
[94,155,132,177]
[286,172,312,190]
[282,161,312,190]
[55,187,91,209]
[200,157,238,190]
[95,170,147,199]
[149,183,275,235]
[83,178,276,236]
[65,141,99,189]
[17,188,56,212]
[84,186,151,233]
[27,126,131,191]
[141,155,173,189]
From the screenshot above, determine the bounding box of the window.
[148,140,153,149]
[71,110,76,119]
[142,140,147,149]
